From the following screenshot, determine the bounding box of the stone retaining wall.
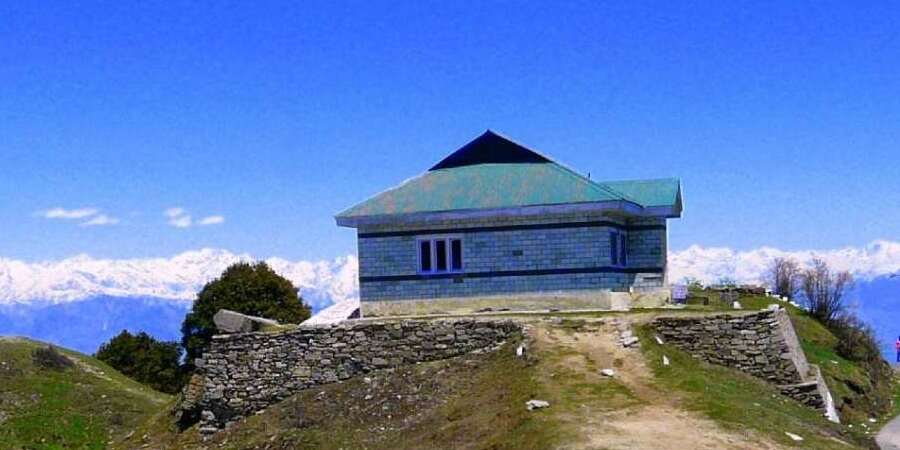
[652,309,806,385]
[651,309,839,422]
[182,319,521,431]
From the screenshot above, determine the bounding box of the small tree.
[767,257,801,299]
[95,330,185,394]
[800,258,853,324]
[181,262,311,366]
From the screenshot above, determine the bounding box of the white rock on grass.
[621,336,640,348]
[732,301,742,310]
[526,400,550,411]
[663,355,670,366]
[600,369,616,377]
[784,432,803,441]
[516,345,526,358]
[654,335,664,345]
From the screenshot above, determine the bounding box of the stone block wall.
[185,319,521,431]
[357,213,668,305]
[652,310,805,385]
[651,309,839,421]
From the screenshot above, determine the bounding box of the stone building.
[336,131,683,316]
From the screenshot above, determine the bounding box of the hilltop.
[0,336,170,449]
[119,292,899,450]
[3,290,899,449]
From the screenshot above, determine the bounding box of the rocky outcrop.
[651,309,839,422]
[178,318,521,431]
[213,309,280,333]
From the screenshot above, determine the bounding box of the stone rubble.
[526,399,550,411]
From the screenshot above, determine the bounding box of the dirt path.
[530,318,783,450]
[877,415,900,450]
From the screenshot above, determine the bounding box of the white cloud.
[164,208,223,228]
[80,214,120,227]
[198,215,224,226]
[40,207,99,220]
[164,207,185,218]
[669,240,900,285]
[168,215,193,228]
[0,249,359,313]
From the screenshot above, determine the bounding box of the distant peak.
[429,131,552,171]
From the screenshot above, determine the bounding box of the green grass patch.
[636,326,866,449]
[0,338,169,450]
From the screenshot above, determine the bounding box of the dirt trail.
[531,318,783,450]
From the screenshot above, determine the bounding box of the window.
[418,237,463,273]
[419,240,432,272]
[610,232,618,265]
[610,231,627,266]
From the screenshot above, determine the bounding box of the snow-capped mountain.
[668,239,900,285]
[1,241,898,357]
[0,249,359,311]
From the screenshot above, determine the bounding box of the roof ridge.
[542,162,642,206]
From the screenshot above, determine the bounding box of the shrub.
[32,345,74,371]
[828,313,893,414]
[96,330,186,394]
[181,262,312,367]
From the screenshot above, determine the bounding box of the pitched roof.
[337,131,681,224]
[597,178,682,208]
[429,130,551,170]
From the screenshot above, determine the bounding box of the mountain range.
[1,242,897,358]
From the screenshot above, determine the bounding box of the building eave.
[335,200,654,228]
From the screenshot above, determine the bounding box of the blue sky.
[1,1,898,262]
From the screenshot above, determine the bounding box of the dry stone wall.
[651,309,839,421]
[184,319,521,431]
[652,309,805,385]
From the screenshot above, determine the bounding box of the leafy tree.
[181,262,311,366]
[95,330,185,394]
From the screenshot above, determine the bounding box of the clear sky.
[1,1,898,262]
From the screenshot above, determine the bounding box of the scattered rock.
[526,399,550,411]
[621,336,640,348]
[784,432,803,441]
[516,345,526,358]
[767,304,781,311]
[600,369,615,377]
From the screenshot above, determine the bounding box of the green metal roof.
[597,178,681,208]
[336,131,682,222]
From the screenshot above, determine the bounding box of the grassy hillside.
[119,316,885,450]
[0,337,170,449]
[685,288,895,427]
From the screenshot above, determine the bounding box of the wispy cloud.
[164,207,223,228]
[164,207,185,219]
[38,207,119,227]
[198,215,224,226]
[80,214,120,227]
[40,207,99,220]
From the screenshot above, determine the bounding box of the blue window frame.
[418,237,463,274]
